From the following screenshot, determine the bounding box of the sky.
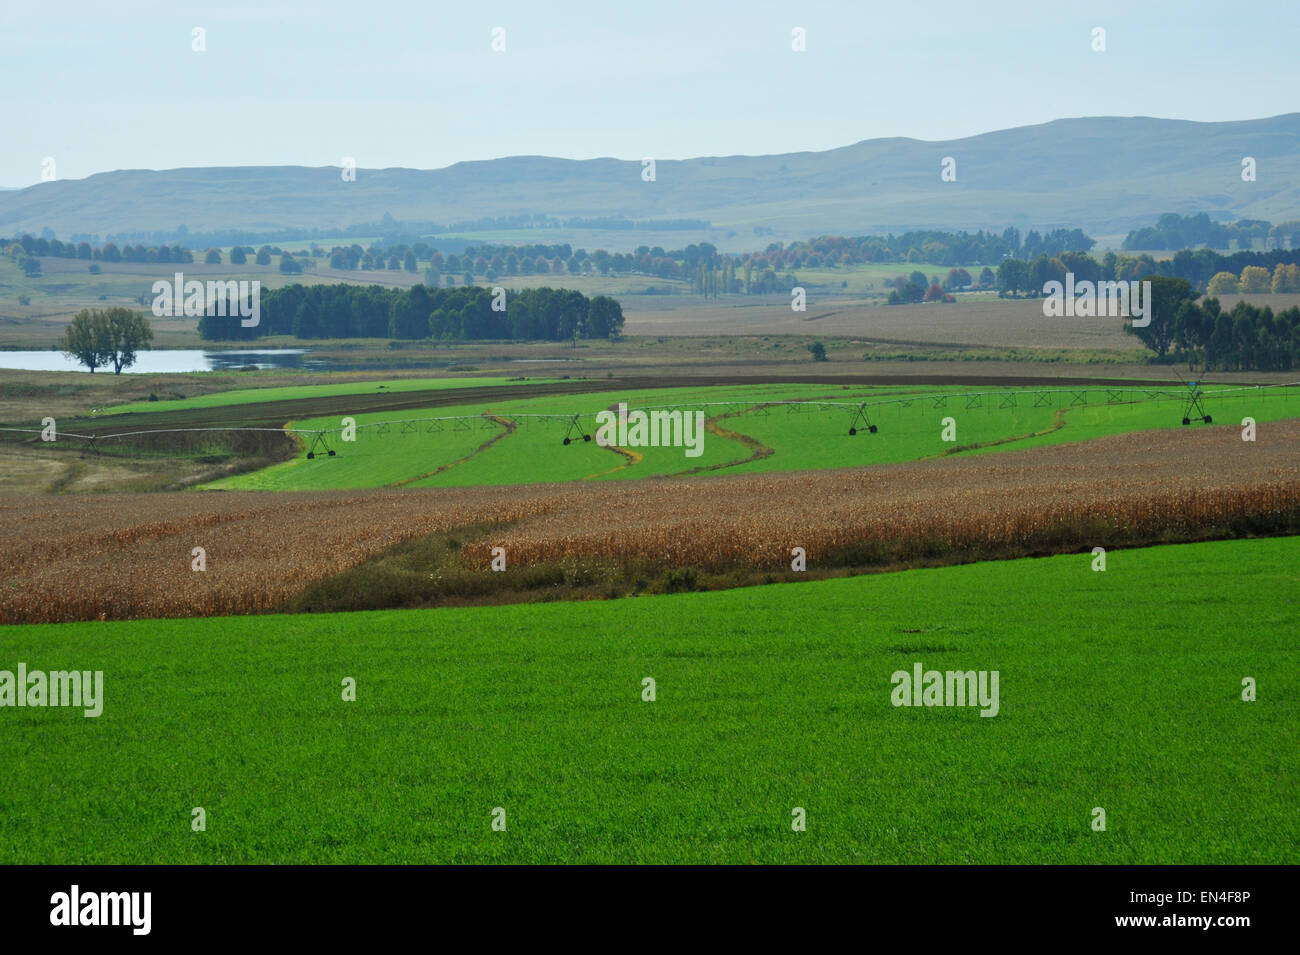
[2,0,1296,187]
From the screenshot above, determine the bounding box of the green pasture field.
[0,536,1294,864]
[104,375,556,416]
[205,382,1300,490]
[725,381,1300,473]
[205,382,922,489]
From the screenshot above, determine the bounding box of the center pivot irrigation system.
[2,381,1293,460]
[1179,379,1213,426]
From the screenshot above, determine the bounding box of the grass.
[0,536,1294,864]
[728,383,1300,472]
[206,382,1300,490]
[205,382,926,489]
[103,375,555,415]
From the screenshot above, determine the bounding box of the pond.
[0,350,319,374]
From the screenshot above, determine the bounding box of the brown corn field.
[2,421,1297,624]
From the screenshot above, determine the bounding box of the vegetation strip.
[2,422,1295,623]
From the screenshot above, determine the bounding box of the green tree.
[61,308,153,374]
[1127,276,1196,360]
[292,301,319,338]
[59,311,108,372]
[997,259,1028,297]
[808,341,828,361]
[585,295,624,339]
[99,307,154,373]
[1030,255,1066,293]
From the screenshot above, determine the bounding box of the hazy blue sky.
[3,0,1296,186]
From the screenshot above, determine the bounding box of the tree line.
[1125,277,1299,372]
[9,225,1097,284]
[1123,212,1300,252]
[884,267,993,304]
[198,284,625,342]
[20,224,1300,303]
[996,247,1300,298]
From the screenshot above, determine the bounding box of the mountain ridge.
[3,114,1297,247]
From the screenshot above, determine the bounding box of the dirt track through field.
[2,421,1296,624]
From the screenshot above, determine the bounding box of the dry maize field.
[2,421,1297,624]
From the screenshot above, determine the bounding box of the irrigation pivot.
[305,430,336,459]
[1177,377,1213,426]
[846,402,878,436]
[561,413,592,446]
[15,381,1294,467]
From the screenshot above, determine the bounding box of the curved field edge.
[100,376,562,416]
[203,383,1300,490]
[202,381,874,490]
[0,536,1295,864]
[2,421,1298,624]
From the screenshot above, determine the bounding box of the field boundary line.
[934,408,1071,458]
[581,443,643,480]
[393,415,513,487]
[661,407,774,478]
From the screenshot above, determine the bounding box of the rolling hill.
[2,114,1297,248]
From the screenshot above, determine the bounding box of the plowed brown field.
[2,422,1297,624]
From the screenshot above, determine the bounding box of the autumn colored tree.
[1239,265,1271,293]
[1206,271,1238,295]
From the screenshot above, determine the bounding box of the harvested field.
[2,422,1297,624]
[623,298,1138,348]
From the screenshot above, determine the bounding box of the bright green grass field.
[209,383,1300,490]
[208,382,913,489]
[103,375,554,416]
[0,537,1295,864]
[727,382,1300,472]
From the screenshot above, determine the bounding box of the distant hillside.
[2,114,1297,249]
